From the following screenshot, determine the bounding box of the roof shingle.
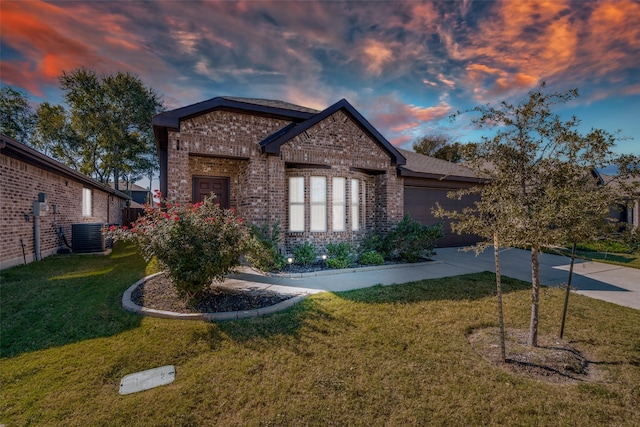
[398,148,479,179]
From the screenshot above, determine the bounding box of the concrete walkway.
[230,247,640,310]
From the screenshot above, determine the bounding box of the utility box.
[72,223,106,253]
[32,201,48,217]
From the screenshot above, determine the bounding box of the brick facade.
[155,99,405,254]
[1,136,128,269]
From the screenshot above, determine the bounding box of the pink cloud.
[1,2,105,82]
[390,134,414,147]
[0,0,175,98]
[447,0,639,103]
[362,95,453,147]
[362,40,394,76]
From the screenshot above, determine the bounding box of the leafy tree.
[412,133,451,157]
[412,133,471,163]
[56,68,163,188]
[438,83,639,347]
[431,141,457,162]
[33,102,81,163]
[0,86,36,143]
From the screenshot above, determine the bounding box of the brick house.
[153,97,482,253]
[110,181,152,207]
[0,134,130,269]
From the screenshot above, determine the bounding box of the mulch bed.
[276,259,419,274]
[131,274,294,314]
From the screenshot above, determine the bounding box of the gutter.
[397,167,487,183]
[0,134,131,200]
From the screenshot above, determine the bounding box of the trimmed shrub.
[246,221,287,272]
[292,242,318,266]
[386,215,444,262]
[360,232,392,259]
[110,193,249,297]
[325,242,353,269]
[359,250,384,266]
[326,258,350,269]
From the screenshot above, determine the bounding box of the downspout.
[33,201,41,261]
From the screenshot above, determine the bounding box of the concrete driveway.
[232,247,640,311]
[431,247,640,310]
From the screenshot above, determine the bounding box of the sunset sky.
[2,0,639,155]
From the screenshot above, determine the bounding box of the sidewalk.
[230,247,640,310]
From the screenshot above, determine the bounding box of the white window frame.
[362,180,366,230]
[289,177,305,232]
[332,177,346,232]
[310,176,326,232]
[351,179,360,231]
[82,188,92,217]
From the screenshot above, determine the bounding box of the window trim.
[288,177,305,232]
[82,188,92,217]
[332,177,346,232]
[351,179,360,231]
[310,176,327,232]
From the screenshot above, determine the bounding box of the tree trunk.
[528,245,541,347]
[494,234,506,363]
[114,166,120,191]
[560,242,577,339]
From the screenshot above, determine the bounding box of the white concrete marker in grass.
[119,365,175,395]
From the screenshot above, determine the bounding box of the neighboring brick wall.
[1,153,125,269]
[165,108,403,254]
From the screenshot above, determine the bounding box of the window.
[310,176,326,232]
[351,179,359,231]
[332,177,346,231]
[362,180,366,229]
[82,188,92,217]
[289,177,305,232]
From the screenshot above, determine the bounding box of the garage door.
[404,186,480,247]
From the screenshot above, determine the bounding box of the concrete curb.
[267,260,440,278]
[122,273,313,322]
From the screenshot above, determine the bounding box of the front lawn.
[550,243,640,269]
[1,244,639,426]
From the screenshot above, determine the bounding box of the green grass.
[1,244,639,426]
[549,244,640,269]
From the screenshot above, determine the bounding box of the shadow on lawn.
[193,296,344,351]
[336,271,530,305]
[195,272,530,348]
[0,243,146,359]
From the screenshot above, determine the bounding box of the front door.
[192,176,230,208]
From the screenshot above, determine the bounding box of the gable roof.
[260,98,406,166]
[398,148,484,183]
[0,134,130,200]
[109,181,150,192]
[220,97,320,114]
[153,96,317,131]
